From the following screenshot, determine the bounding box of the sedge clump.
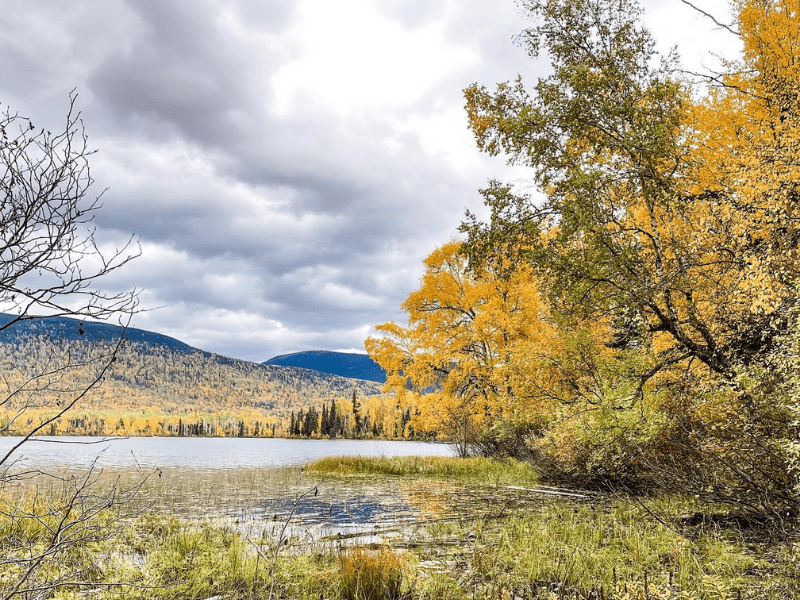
[337,546,410,600]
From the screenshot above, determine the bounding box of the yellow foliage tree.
[367,241,554,454]
[462,0,800,390]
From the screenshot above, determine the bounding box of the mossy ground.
[1,456,798,599]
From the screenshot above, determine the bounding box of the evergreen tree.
[352,390,362,436]
[329,398,338,437]
[321,404,329,436]
[302,406,319,437]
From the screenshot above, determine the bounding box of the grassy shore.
[1,456,798,599]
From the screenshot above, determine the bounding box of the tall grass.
[413,495,799,599]
[306,455,540,486]
[337,546,410,600]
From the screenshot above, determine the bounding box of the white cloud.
[269,0,478,117]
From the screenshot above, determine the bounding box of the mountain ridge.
[0,313,390,438]
[0,313,196,355]
[0,314,384,383]
[264,350,386,383]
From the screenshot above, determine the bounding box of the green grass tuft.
[305,455,540,486]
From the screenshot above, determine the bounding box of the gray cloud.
[375,0,448,29]
[0,0,733,361]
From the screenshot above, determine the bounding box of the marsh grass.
[303,456,799,598]
[306,455,540,486]
[2,461,799,599]
[411,495,799,599]
[129,517,258,597]
[3,506,798,599]
[0,490,111,590]
[105,518,417,600]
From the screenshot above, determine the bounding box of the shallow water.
[0,436,543,547]
[182,470,545,548]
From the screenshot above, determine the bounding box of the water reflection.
[139,468,546,547]
[1,436,546,548]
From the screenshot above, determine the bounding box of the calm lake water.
[0,436,541,547]
[0,436,453,471]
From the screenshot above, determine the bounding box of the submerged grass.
[306,455,541,486]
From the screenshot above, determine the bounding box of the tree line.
[288,392,416,439]
[1,391,419,440]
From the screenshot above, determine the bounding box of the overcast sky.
[0,0,740,362]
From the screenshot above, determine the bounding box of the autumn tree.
[367,241,553,455]
[464,0,800,386]
[0,94,142,598]
[458,0,800,513]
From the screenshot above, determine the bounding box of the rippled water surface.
[0,436,542,546]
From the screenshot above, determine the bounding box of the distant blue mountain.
[264,350,386,383]
[0,313,195,353]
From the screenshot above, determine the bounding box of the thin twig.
[246,482,321,600]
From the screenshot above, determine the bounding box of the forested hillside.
[0,318,410,438]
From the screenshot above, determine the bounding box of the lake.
[0,436,454,471]
[0,436,536,548]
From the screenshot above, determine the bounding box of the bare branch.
[677,0,739,36]
[0,93,142,600]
